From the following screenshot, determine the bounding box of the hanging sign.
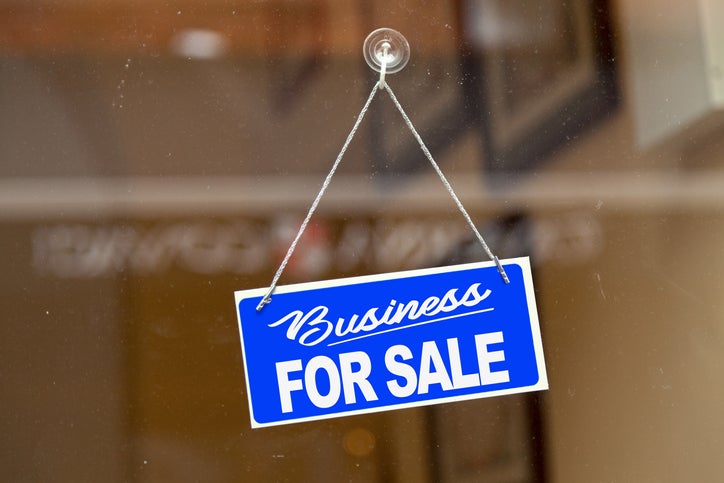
[234,257,547,428]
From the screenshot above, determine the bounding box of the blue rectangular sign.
[234,257,547,428]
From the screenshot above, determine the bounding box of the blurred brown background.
[2,0,724,481]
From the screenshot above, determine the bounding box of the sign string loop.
[257,42,508,312]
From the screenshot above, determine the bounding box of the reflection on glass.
[2,0,724,481]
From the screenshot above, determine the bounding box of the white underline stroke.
[327,307,494,347]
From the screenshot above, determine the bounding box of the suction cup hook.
[363,28,410,88]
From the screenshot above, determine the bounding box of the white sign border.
[234,256,548,428]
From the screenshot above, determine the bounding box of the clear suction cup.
[363,28,410,75]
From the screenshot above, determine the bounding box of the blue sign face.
[235,257,547,428]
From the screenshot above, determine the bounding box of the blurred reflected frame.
[458,0,618,175]
[430,394,545,482]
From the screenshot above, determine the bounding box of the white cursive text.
[268,283,492,346]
